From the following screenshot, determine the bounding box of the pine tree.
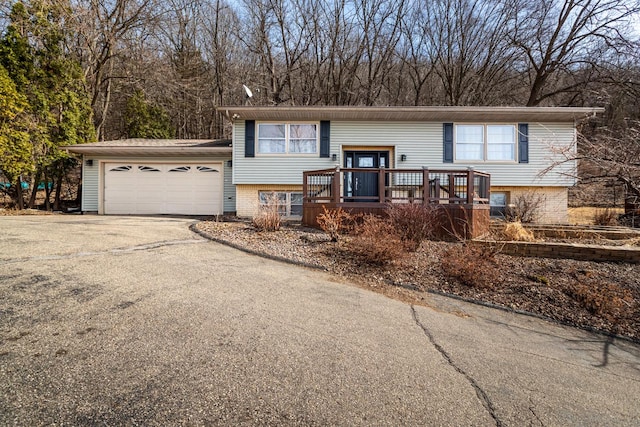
[0,0,96,209]
[124,90,174,139]
[0,64,31,209]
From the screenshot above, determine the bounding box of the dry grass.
[569,207,624,225]
[252,192,282,231]
[593,208,619,226]
[624,237,640,247]
[502,221,537,242]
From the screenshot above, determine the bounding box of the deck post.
[448,173,456,203]
[422,167,429,205]
[467,167,474,204]
[332,167,340,204]
[485,175,491,200]
[378,168,386,203]
[303,171,308,204]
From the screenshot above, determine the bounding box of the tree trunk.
[44,171,52,211]
[15,176,24,210]
[28,169,42,209]
[53,167,63,211]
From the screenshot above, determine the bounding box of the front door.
[344,151,389,202]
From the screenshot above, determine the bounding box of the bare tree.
[508,0,640,106]
[69,0,159,140]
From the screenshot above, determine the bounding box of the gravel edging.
[189,223,328,271]
[191,221,639,344]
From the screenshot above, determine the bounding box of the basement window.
[259,191,303,217]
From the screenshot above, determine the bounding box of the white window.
[257,123,318,154]
[259,191,303,217]
[487,125,515,161]
[455,124,516,161]
[456,125,484,160]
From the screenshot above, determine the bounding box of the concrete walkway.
[1,215,639,426]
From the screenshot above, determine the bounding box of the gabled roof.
[63,139,232,156]
[218,106,603,123]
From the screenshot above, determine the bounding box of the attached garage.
[104,163,223,215]
[63,139,235,215]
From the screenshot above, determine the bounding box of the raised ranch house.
[223,106,601,224]
[67,106,602,224]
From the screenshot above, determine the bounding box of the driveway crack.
[410,305,502,427]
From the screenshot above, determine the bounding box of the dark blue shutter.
[245,120,255,157]
[320,121,330,158]
[518,123,528,163]
[443,123,454,163]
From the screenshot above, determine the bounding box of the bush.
[386,203,438,251]
[252,192,282,231]
[316,206,356,242]
[565,280,633,323]
[501,221,536,242]
[441,244,501,289]
[505,191,545,223]
[346,214,405,264]
[593,208,618,226]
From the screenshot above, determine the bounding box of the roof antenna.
[243,84,253,106]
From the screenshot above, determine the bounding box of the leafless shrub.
[505,191,545,223]
[386,203,438,251]
[593,208,618,226]
[252,192,281,232]
[316,206,357,242]
[501,221,537,242]
[440,244,502,289]
[565,280,633,323]
[347,214,405,264]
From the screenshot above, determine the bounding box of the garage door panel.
[104,162,223,215]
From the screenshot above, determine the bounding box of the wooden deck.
[302,167,491,239]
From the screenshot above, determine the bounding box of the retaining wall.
[473,240,640,264]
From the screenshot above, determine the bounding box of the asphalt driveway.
[1,215,639,426]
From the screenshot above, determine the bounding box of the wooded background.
[1,0,639,209]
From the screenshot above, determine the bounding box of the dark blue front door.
[344,151,389,202]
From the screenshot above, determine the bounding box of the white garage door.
[104,163,223,215]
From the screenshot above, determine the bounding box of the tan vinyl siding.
[81,155,235,213]
[234,120,576,187]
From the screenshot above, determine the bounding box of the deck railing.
[303,167,490,206]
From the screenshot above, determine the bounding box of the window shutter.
[443,123,454,163]
[320,121,330,158]
[518,123,528,164]
[245,120,255,157]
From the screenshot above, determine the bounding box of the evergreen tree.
[0,64,31,208]
[0,0,96,209]
[124,90,174,139]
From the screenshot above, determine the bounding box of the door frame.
[343,150,391,201]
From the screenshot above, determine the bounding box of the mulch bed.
[196,220,640,342]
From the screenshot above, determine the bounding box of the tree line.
[1,0,639,209]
